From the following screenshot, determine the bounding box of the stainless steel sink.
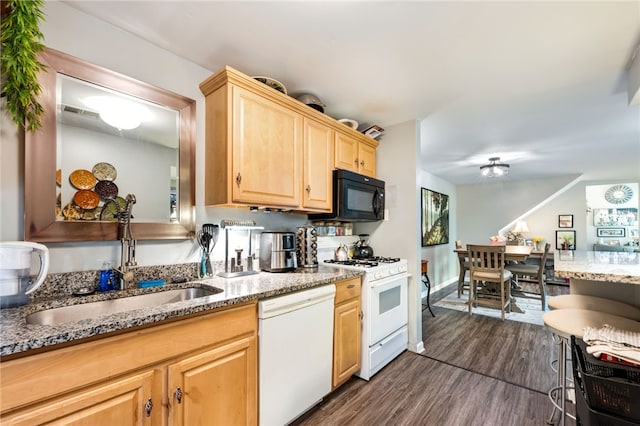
[26,287,223,326]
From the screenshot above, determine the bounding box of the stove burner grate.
[324,257,400,268]
[368,256,400,263]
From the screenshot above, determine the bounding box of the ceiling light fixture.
[480,157,510,177]
[83,96,150,130]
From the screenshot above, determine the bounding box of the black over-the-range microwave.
[309,169,385,222]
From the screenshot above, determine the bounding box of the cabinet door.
[167,335,257,426]
[2,370,157,426]
[303,118,334,211]
[232,86,302,207]
[333,298,362,389]
[334,132,359,173]
[358,143,376,177]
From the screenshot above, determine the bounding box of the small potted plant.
[533,237,543,251]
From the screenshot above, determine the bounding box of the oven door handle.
[370,273,408,289]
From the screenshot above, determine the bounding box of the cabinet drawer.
[335,277,361,305]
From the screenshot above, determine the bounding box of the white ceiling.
[63,1,640,185]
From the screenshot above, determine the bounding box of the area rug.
[433,289,546,326]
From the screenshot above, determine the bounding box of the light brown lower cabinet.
[2,369,158,425]
[0,302,257,426]
[332,277,362,389]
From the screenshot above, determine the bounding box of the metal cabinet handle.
[144,397,153,417]
[354,158,359,166]
[347,284,355,289]
[174,387,183,404]
[359,310,364,320]
[360,160,365,167]
[306,185,311,193]
[236,173,242,186]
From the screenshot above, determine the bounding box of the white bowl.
[252,76,287,95]
[338,118,359,129]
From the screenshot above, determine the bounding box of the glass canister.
[344,223,353,236]
[313,221,326,236]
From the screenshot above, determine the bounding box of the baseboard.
[410,341,425,354]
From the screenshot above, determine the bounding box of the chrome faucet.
[102,194,137,290]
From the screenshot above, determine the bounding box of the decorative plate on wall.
[604,184,633,205]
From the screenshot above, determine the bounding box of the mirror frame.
[25,47,196,242]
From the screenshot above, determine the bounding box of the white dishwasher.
[258,284,336,426]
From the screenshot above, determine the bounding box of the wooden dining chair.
[455,240,470,297]
[506,242,551,309]
[467,244,513,321]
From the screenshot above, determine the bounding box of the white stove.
[324,257,408,380]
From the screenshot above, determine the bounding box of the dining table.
[454,244,533,262]
[454,245,533,292]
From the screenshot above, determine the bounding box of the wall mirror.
[25,47,195,242]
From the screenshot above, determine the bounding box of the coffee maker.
[0,241,50,308]
[259,231,296,272]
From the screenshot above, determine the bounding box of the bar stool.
[542,309,640,425]
[547,295,640,380]
[548,294,640,321]
[421,260,435,317]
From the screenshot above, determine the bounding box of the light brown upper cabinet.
[231,86,302,207]
[303,118,334,211]
[335,131,377,178]
[200,66,378,212]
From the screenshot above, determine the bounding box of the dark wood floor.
[294,283,572,426]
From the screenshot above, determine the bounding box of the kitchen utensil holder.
[217,220,264,278]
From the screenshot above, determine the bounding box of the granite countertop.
[554,250,640,285]
[0,266,361,358]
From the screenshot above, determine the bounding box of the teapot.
[334,244,349,261]
[353,234,374,259]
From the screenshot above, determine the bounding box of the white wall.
[585,183,639,247]
[457,175,581,245]
[358,120,424,353]
[457,177,640,252]
[419,172,457,292]
[1,2,307,273]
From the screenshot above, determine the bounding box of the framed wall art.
[556,230,576,250]
[597,228,626,238]
[593,208,638,227]
[421,188,449,246]
[558,214,573,228]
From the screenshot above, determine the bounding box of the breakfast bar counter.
[553,250,640,307]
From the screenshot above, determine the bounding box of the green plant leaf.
[0,0,46,132]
